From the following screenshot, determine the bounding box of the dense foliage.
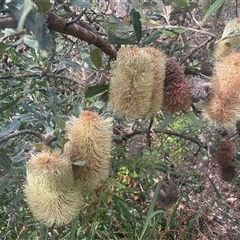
[1,0,240,239]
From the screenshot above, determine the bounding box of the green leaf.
[203,0,225,22]
[0,120,20,138]
[108,35,137,45]
[60,59,81,68]
[90,48,102,69]
[0,97,21,112]
[130,0,143,16]
[0,43,9,57]
[69,0,92,8]
[132,10,142,43]
[85,84,109,98]
[17,1,33,31]
[36,0,53,14]
[141,29,162,45]
[170,0,188,7]
[23,35,38,49]
[108,178,126,189]
[0,153,14,175]
[34,143,51,151]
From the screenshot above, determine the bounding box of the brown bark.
[0,13,117,59]
[46,12,117,59]
[0,17,18,29]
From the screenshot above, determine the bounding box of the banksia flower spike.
[214,140,235,168]
[162,58,192,112]
[109,46,166,118]
[24,150,83,227]
[64,111,112,188]
[202,52,240,128]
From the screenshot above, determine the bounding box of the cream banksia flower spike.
[24,150,83,227]
[64,111,112,188]
[202,52,240,128]
[109,46,166,118]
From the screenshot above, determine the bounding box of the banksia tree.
[24,150,83,227]
[214,140,235,168]
[64,111,112,188]
[162,58,192,112]
[202,52,240,128]
[109,46,166,118]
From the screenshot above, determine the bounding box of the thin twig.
[0,130,42,144]
[149,25,216,38]
[180,36,214,65]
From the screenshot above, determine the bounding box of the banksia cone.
[24,150,83,227]
[162,58,192,112]
[214,140,235,168]
[220,166,236,182]
[202,52,240,128]
[64,111,112,188]
[109,46,166,118]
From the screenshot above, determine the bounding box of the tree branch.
[120,128,202,147]
[0,17,18,29]
[0,130,42,144]
[46,12,117,59]
[0,13,117,59]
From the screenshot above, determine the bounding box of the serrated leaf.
[69,0,92,8]
[203,0,225,22]
[0,153,14,175]
[85,84,109,98]
[141,29,162,45]
[60,59,81,68]
[0,42,9,57]
[0,97,22,113]
[108,178,126,189]
[0,120,20,139]
[130,0,143,16]
[108,35,137,45]
[23,35,38,49]
[0,176,12,193]
[17,1,33,31]
[170,0,188,7]
[90,48,102,69]
[132,10,142,43]
[36,0,53,14]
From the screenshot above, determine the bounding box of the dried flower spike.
[109,46,166,118]
[162,58,192,112]
[214,140,235,168]
[64,111,112,188]
[24,150,83,227]
[202,52,240,128]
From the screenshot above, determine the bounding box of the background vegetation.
[0,0,240,239]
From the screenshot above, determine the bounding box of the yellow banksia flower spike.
[24,150,83,227]
[64,111,112,188]
[109,46,166,118]
[202,52,240,128]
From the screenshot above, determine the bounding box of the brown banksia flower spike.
[202,52,240,128]
[64,111,112,188]
[162,58,192,112]
[24,150,83,227]
[109,46,166,118]
[220,166,236,182]
[214,139,235,168]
